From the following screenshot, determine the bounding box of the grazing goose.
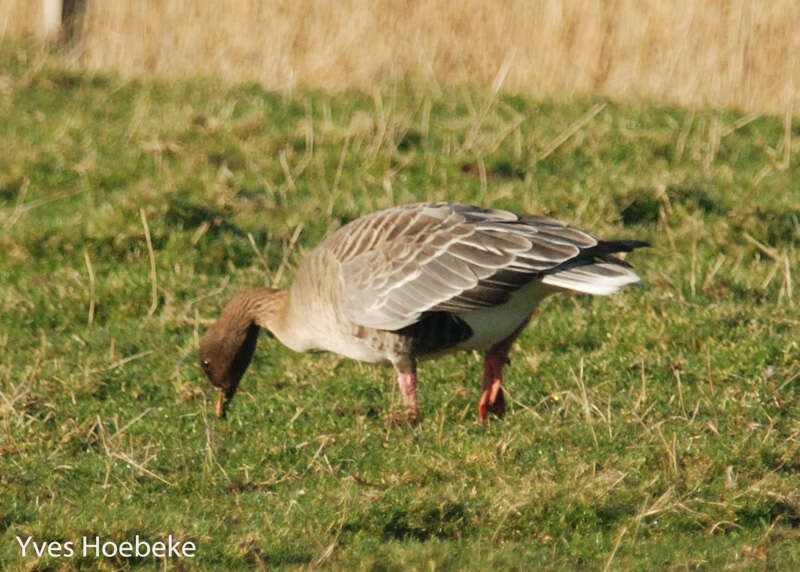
[199,202,648,420]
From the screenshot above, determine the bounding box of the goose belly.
[318,335,390,363]
[454,280,555,352]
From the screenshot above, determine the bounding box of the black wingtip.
[604,240,651,252]
[583,240,649,267]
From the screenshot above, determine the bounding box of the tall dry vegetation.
[4,0,800,114]
[0,0,42,36]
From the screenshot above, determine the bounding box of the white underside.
[316,332,388,363]
[314,263,640,363]
[453,280,555,352]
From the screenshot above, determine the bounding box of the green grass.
[1,41,800,570]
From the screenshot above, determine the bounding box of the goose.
[199,202,648,421]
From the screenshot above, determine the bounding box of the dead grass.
[3,0,800,115]
[0,0,42,37]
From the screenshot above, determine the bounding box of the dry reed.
[2,1,799,114]
[0,0,42,37]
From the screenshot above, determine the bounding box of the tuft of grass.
[1,41,799,569]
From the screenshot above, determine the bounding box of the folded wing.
[328,203,646,331]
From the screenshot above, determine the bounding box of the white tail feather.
[541,263,642,296]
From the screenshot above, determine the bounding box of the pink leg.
[393,357,419,418]
[396,371,419,418]
[479,354,507,421]
[478,318,531,422]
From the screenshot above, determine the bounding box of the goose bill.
[215,391,225,418]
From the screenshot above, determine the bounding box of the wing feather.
[326,202,645,330]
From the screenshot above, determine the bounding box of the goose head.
[199,288,288,417]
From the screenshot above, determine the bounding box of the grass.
[4,1,800,114]
[1,41,799,569]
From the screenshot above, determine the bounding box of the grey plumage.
[329,202,647,330]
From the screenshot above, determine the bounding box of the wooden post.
[41,0,63,36]
[41,0,85,41]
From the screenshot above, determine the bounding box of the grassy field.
[1,41,800,570]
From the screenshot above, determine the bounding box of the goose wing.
[327,202,641,331]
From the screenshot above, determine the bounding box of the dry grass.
[0,0,42,37]
[4,0,800,115]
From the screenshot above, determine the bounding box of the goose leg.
[396,372,419,418]
[393,357,419,418]
[478,318,530,421]
[479,354,507,420]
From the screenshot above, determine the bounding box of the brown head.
[198,288,288,417]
